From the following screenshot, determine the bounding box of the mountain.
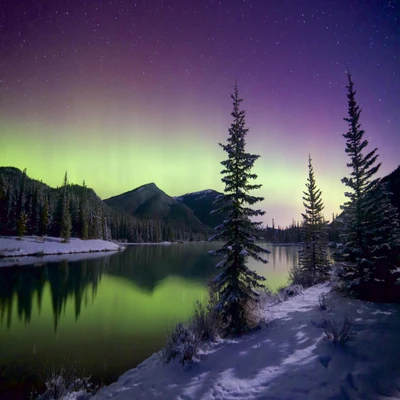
[104,183,210,232]
[0,168,211,242]
[175,189,228,229]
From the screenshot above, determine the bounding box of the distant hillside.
[175,189,228,229]
[0,166,108,239]
[104,183,210,233]
[381,165,400,212]
[0,168,210,242]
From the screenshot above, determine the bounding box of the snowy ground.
[0,236,124,267]
[93,284,400,400]
[123,241,173,245]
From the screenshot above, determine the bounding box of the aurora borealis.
[1,0,399,226]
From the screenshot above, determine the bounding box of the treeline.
[0,167,209,243]
[261,215,341,244]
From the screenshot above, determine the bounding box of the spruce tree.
[0,175,6,233]
[15,168,27,234]
[336,73,400,297]
[209,84,269,335]
[298,155,330,286]
[79,180,89,240]
[60,172,72,243]
[17,210,28,238]
[40,196,50,236]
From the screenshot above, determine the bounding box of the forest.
[0,168,210,243]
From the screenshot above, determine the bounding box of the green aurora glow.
[0,116,347,227]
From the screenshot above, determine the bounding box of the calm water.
[0,242,299,398]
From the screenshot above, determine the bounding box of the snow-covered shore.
[0,236,125,267]
[93,284,400,400]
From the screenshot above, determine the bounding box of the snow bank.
[0,236,124,266]
[124,241,173,245]
[0,249,120,268]
[93,284,400,400]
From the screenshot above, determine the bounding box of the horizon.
[2,163,400,229]
[1,0,399,227]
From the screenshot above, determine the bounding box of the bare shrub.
[191,279,226,340]
[320,317,356,345]
[161,322,200,366]
[33,366,97,400]
[243,298,263,329]
[288,263,312,288]
[257,287,273,310]
[317,293,330,311]
[277,284,303,302]
[190,299,222,342]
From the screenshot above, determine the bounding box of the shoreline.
[0,236,125,267]
[92,283,400,400]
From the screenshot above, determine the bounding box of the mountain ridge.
[104,182,212,232]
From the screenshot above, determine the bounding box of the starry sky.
[0,0,399,227]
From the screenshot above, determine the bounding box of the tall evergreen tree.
[40,195,50,236]
[60,172,72,242]
[0,175,6,233]
[298,155,330,286]
[335,73,400,297]
[209,84,269,335]
[79,180,89,240]
[15,168,27,234]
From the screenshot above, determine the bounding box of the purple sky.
[1,0,399,226]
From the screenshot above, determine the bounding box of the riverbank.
[93,283,400,400]
[0,236,125,267]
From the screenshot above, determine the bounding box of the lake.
[0,242,300,398]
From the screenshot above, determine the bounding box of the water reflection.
[0,259,106,331]
[0,242,301,398]
[108,242,219,291]
[0,243,221,331]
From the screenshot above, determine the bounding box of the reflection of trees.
[0,257,109,331]
[0,244,222,330]
[48,259,107,331]
[107,244,219,291]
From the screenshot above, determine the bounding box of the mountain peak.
[134,182,159,192]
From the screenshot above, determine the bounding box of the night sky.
[1,0,399,227]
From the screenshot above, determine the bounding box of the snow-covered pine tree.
[335,73,400,298]
[298,155,330,286]
[209,84,270,335]
[60,172,72,243]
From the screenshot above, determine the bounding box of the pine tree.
[298,155,330,286]
[40,196,50,236]
[17,210,28,238]
[60,172,72,243]
[79,180,89,240]
[15,168,27,234]
[0,175,6,233]
[209,84,269,335]
[5,182,17,235]
[336,73,400,297]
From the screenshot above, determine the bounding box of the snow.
[125,241,173,245]
[0,249,120,268]
[0,236,125,267]
[93,283,400,400]
[175,189,215,201]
